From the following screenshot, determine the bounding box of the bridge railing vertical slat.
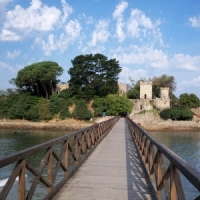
[126,116,200,200]
[0,116,120,200]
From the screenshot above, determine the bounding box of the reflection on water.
[0,129,72,157]
[1,129,200,199]
[149,131,200,199]
[0,129,72,200]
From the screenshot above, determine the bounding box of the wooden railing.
[0,116,120,200]
[126,117,200,200]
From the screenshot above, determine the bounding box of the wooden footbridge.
[0,117,200,199]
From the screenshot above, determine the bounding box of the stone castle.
[56,83,128,95]
[133,81,170,113]
[55,81,170,111]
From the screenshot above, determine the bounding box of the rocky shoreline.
[0,115,200,131]
[130,112,200,131]
[141,121,200,131]
[0,119,92,131]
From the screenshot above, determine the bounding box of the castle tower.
[118,83,128,96]
[140,81,152,100]
[160,87,169,99]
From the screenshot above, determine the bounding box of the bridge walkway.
[53,118,155,200]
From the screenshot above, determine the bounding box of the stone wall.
[154,98,170,109]
[160,87,169,99]
[140,81,152,100]
[56,83,128,96]
[118,83,128,95]
[55,84,69,94]
[130,99,153,116]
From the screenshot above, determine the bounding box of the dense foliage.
[0,55,125,121]
[150,74,176,97]
[0,89,39,121]
[72,100,92,120]
[1,57,199,122]
[14,61,63,99]
[68,54,121,100]
[160,108,193,120]
[93,95,133,116]
[178,93,200,109]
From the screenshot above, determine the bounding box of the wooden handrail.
[126,117,200,200]
[0,116,120,200]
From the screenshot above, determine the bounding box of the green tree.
[105,94,133,116]
[127,88,140,99]
[14,61,63,99]
[68,54,122,100]
[151,74,176,97]
[37,100,52,121]
[92,96,106,116]
[49,93,72,119]
[60,107,71,120]
[189,93,200,108]
[160,107,193,120]
[26,105,39,121]
[127,80,141,99]
[7,93,37,120]
[179,93,200,109]
[72,100,92,120]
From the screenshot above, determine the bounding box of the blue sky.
[0,0,200,98]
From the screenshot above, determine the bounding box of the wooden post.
[74,137,79,165]
[19,159,26,200]
[157,151,162,200]
[48,148,52,193]
[64,140,69,177]
[170,164,177,200]
[81,135,85,157]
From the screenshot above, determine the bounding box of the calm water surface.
[149,131,200,199]
[0,129,73,200]
[1,129,200,199]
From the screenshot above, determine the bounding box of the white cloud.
[112,1,128,42]
[0,29,22,41]
[7,50,21,59]
[0,0,73,41]
[88,19,110,46]
[0,61,14,72]
[119,67,148,83]
[0,0,12,23]
[112,2,163,45]
[113,1,128,19]
[171,54,200,71]
[182,76,200,88]
[61,0,73,24]
[112,45,168,68]
[65,20,81,38]
[80,14,94,24]
[35,19,81,55]
[127,9,163,45]
[188,16,200,28]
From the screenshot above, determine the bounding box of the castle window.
[144,94,147,99]
[140,105,142,110]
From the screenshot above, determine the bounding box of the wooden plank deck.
[53,118,155,200]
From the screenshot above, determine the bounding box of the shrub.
[37,100,52,121]
[72,100,92,120]
[105,94,133,116]
[60,107,72,120]
[160,108,193,120]
[92,96,106,116]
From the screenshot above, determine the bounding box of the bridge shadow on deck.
[124,119,155,200]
